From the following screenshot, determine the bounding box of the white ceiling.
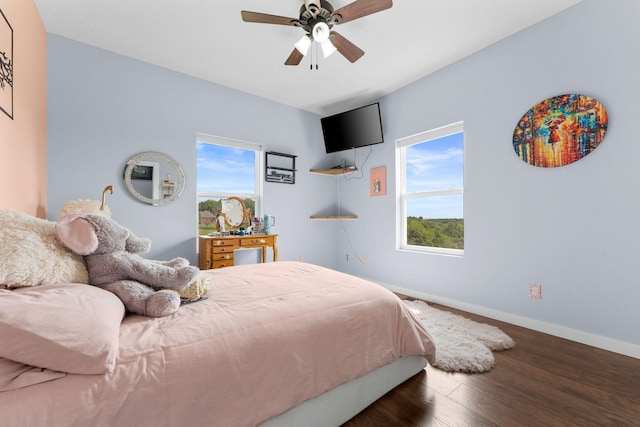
[34,0,582,116]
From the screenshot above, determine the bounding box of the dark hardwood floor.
[343,301,640,427]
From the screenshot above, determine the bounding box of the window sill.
[398,246,464,257]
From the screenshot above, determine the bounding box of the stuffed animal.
[103,280,185,317]
[55,214,200,317]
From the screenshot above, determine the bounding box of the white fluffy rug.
[403,300,515,373]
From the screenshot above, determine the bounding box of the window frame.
[396,121,464,256]
[196,133,263,231]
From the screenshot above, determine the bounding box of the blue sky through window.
[197,142,255,194]
[406,132,463,219]
[407,194,463,219]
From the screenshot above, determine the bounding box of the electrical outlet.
[529,283,542,299]
[363,257,368,265]
[299,256,304,262]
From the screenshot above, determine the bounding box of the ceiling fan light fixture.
[312,21,330,43]
[242,0,393,66]
[320,39,337,58]
[294,35,312,55]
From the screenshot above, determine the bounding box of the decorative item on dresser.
[198,234,278,269]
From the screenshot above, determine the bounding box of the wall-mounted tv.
[321,102,384,154]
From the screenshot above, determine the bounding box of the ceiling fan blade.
[330,32,364,63]
[330,0,393,24]
[285,48,305,66]
[241,11,298,26]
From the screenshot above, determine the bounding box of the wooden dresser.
[198,235,278,269]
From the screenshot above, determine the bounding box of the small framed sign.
[370,166,386,196]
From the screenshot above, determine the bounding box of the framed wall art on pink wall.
[0,7,13,120]
[0,1,47,217]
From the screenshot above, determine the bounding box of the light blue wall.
[336,0,640,352]
[46,35,341,268]
[46,0,640,354]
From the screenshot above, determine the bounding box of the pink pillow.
[0,283,124,374]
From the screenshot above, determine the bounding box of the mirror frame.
[123,152,185,206]
[221,196,250,228]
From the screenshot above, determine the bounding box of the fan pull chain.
[307,43,321,70]
[314,43,319,70]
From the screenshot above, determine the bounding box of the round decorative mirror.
[123,152,185,206]
[221,197,250,228]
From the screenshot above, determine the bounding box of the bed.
[0,255,435,427]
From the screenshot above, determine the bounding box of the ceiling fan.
[241,0,393,66]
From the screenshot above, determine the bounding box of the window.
[397,122,464,255]
[196,134,262,236]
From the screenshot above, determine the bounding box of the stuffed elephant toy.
[56,214,200,317]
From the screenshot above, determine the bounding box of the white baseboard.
[382,282,640,360]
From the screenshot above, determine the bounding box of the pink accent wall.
[0,0,46,218]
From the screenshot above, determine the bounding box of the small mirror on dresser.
[123,152,185,206]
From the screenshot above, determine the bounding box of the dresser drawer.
[213,245,234,254]
[213,260,234,269]
[212,238,237,247]
[213,253,233,261]
[240,236,273,247]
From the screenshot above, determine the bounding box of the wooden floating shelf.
[309,215,358,220]
[309,167,358,176]
[309,168,359,220]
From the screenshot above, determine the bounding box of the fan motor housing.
[299,0,334,27]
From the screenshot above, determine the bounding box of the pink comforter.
[1,262,435,427]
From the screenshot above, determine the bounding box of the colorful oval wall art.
[512,94,608,167]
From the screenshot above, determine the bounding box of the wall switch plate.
[529,283,542,299]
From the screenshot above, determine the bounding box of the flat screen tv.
[321,102,384,154]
